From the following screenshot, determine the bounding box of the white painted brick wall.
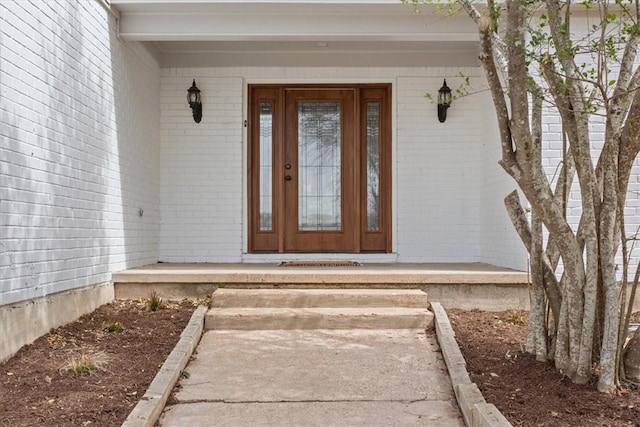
[159,75,243,262]
[159,66,526,267]
[0,0,160,305]
[477,75,529,271]
[542,107,640,276]
[477,47,640,274]
[395,73,482,262]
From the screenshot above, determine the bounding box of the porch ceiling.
[110,1,481,67]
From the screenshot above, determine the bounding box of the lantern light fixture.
[187,79,202,123]
[437,79,452,123]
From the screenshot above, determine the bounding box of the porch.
[110,0,529,272]
[113,262,530,310]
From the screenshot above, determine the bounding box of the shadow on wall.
[0,51,24,301]
[1,1,111,306]
[108,8,161,273]
[43,1,114,296]
[1,0,161,305]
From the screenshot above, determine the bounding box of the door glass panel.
[297,102,341,231]
[366,102,380,232]
[259,101,273,231]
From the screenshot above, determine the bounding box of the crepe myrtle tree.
[404,0,640,392]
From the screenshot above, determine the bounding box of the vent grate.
[278,260,362,267]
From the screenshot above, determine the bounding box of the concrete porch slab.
[113,262,528,285]
[113,263,531,310]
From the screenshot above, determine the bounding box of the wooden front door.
[248,84,391,253]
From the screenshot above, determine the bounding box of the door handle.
[285,163,292,170]
[285,175,292,181]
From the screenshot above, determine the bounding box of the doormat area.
[278,260,363,267]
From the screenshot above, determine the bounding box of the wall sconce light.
[187,79,202,123]
[437,79,452,123]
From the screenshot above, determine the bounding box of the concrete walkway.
[159,328,464,426]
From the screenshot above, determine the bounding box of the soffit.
[110,1,480,66]
[110,1,478,42]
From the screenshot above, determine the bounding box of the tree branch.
[476,16,519,177]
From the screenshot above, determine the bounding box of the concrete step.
[205,307,434,330]
[211,288,429,309]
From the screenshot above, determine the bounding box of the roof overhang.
[109,1,481,67]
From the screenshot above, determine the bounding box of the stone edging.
[121,304,208,427]
[430,302,513,427]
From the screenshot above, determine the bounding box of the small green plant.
[148,291,164,312]
[180,370,190,379]
[191,295,212,307]
[504,312,527,325]
[103,321,124,333]
[61,351,108,375]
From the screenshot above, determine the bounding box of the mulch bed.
[0,299,195,427]
[450,309,640,427]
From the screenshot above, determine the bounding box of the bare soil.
[0,299,195,427]
[1,300,639,427]
[450,309,640,427]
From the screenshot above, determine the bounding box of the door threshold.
[242,253,399,264]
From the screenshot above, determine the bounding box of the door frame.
[247,83,392,254]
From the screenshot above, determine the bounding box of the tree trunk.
[597,135,622,392]
[529,211,549,361]
[555,292,571,371]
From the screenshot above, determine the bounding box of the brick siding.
[0,0,160,305]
